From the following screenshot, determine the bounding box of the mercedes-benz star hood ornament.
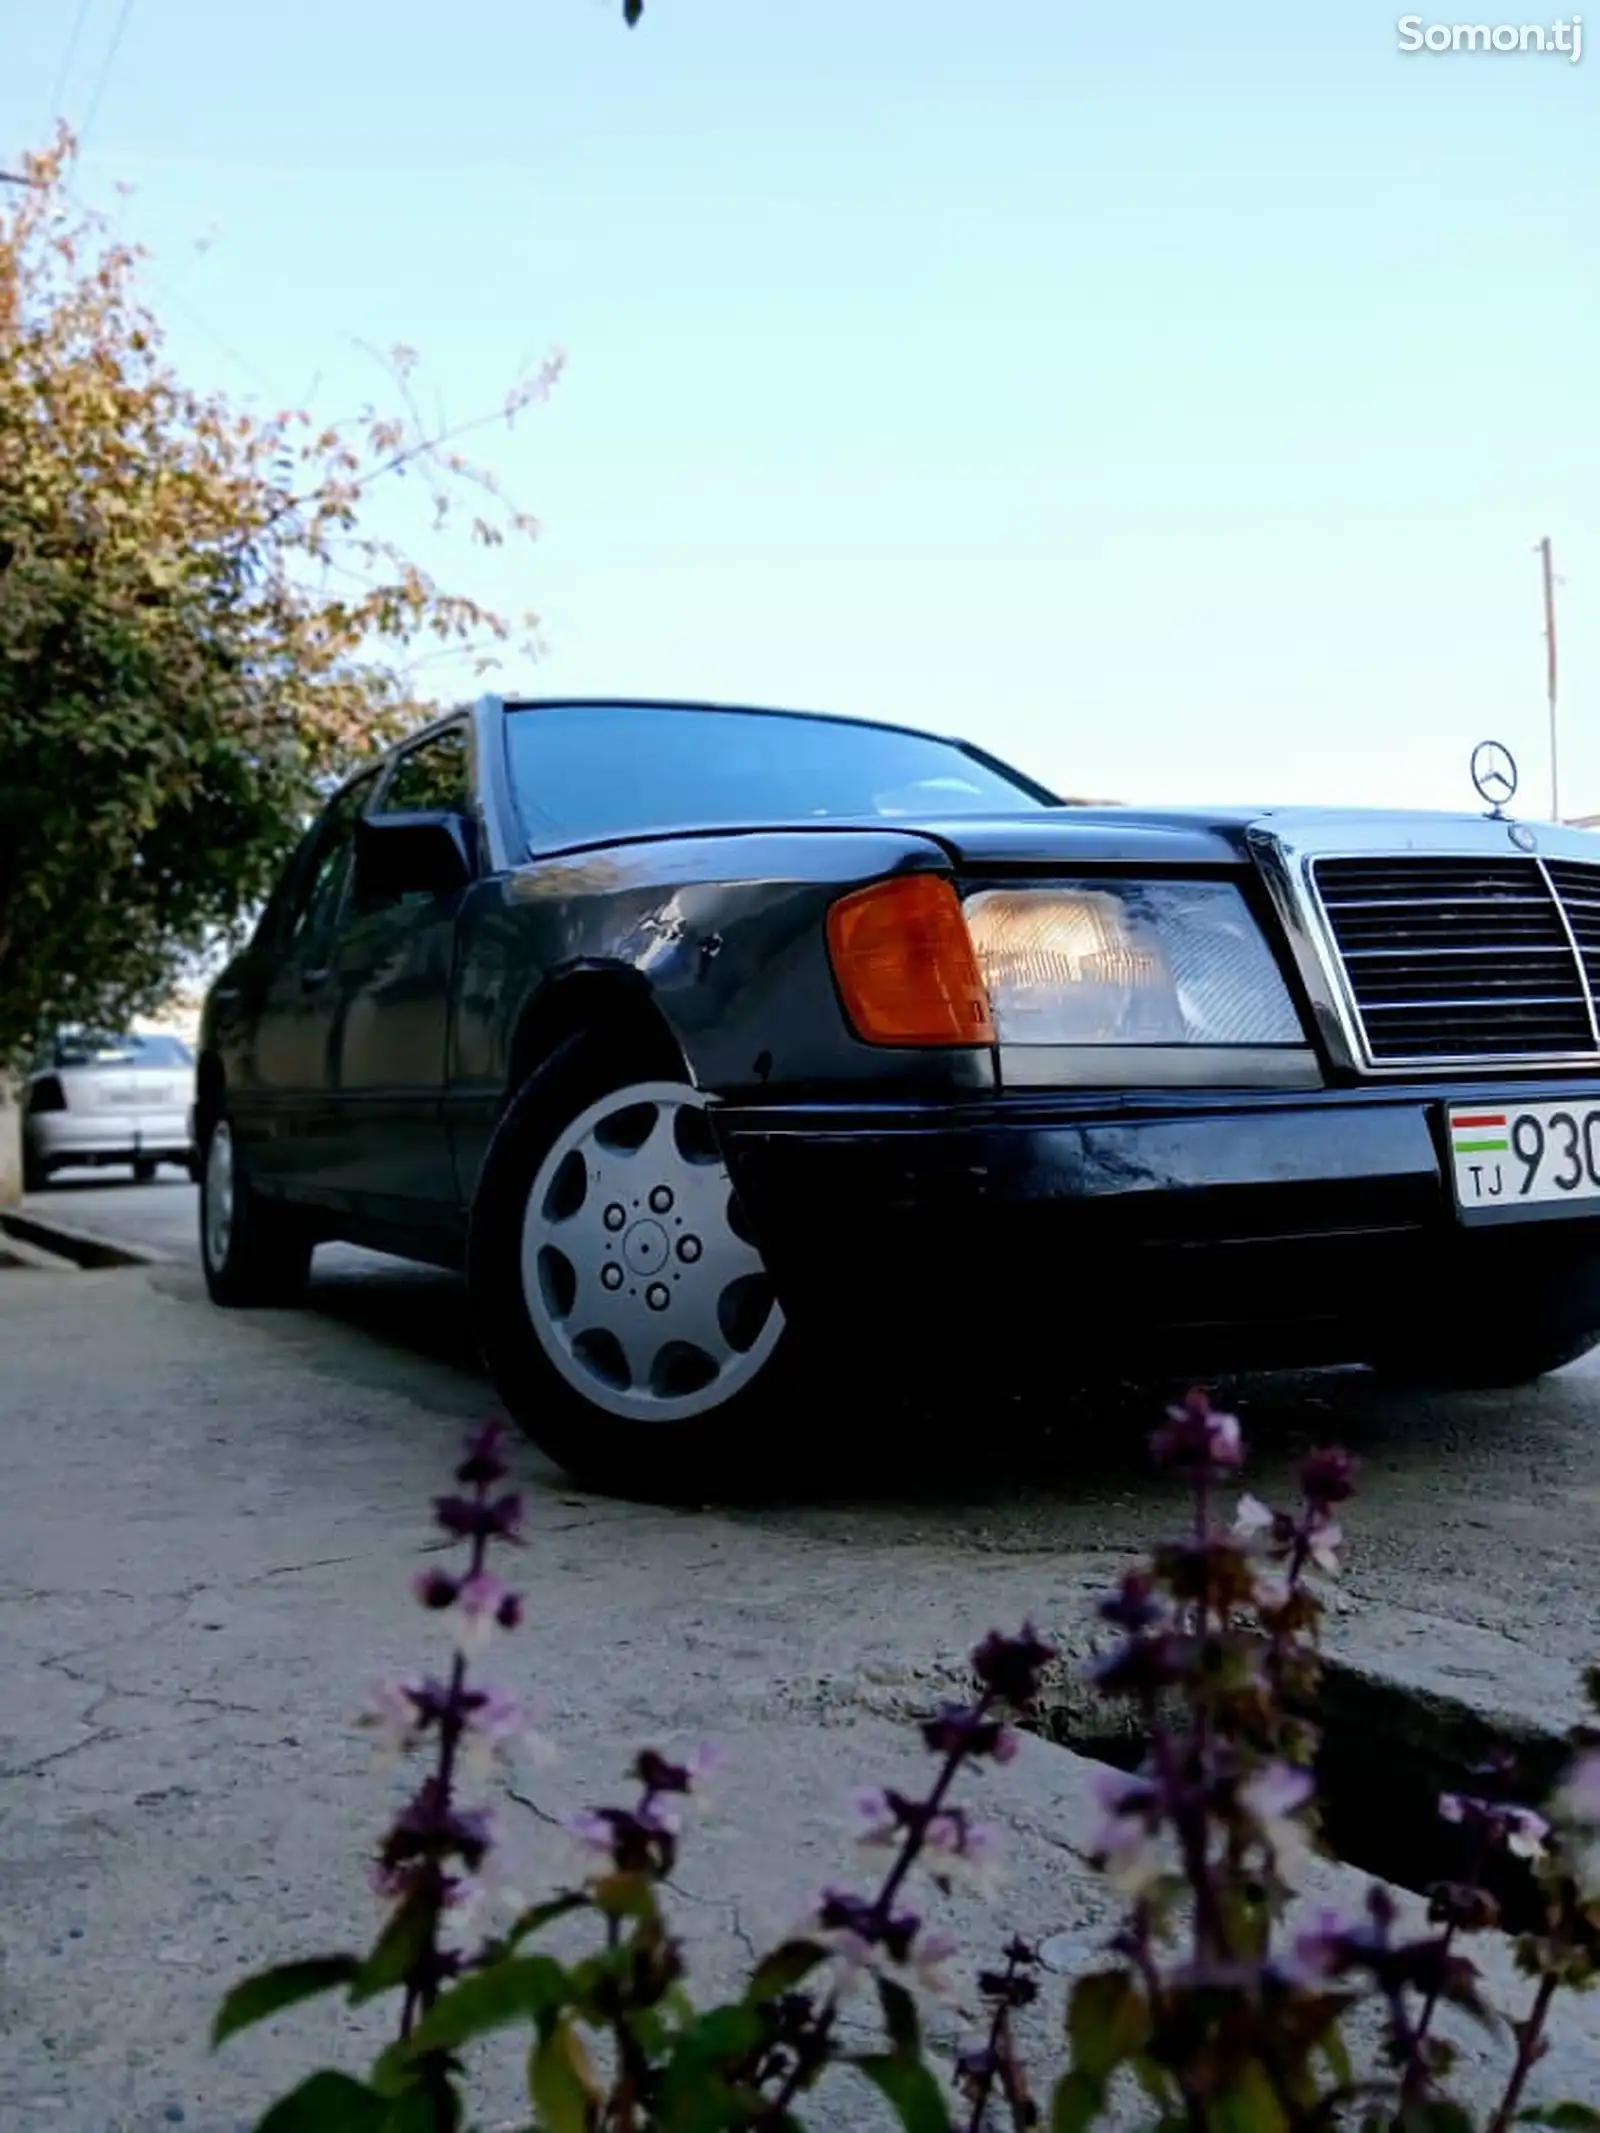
[1471,740,1519,820]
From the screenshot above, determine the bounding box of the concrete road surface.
[29,1168,404,1280]
[8,1171,1600,2125]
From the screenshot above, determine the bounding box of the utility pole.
[1538,537,1561,820]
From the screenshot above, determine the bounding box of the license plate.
[1448,1101,1600,1216]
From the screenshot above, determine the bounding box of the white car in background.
[23,1031,199,1192]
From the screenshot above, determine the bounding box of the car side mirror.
[352,812,474,902]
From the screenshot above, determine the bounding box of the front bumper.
[715,1081,1600,1376]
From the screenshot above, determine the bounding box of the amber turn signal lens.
[826,872,996,1047]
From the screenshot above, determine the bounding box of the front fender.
[452,826,1002,1102]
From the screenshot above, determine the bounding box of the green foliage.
[254,2070,398,2132]
[211,1956,362,2047]
[0,129,553,1063]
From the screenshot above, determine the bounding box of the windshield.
[54,1032,194,1069]
[503,702,1053,849]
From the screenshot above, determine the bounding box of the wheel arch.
[501,966,692,1119]
[195,1049,226,1137]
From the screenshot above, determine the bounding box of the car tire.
[21,1144,48,1195]
[132,1158,157,1184]
[186,1150,203,1185]
[1371,1321,1600,1392]
[468,1032,799,1501]
[198,1113,313,1307]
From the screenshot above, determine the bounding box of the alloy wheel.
[519,1082,784,1423]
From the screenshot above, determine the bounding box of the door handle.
[300,966,331,993]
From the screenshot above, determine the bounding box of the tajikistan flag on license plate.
[1450,1112,1509,1156]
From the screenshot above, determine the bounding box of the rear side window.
[381,725,469,816]
[282,771,382,945]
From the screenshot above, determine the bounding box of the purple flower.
[433,1494,485,1541]
[1089,1766,1164,1897]
[1278,1906,1363,1986]
[1429,1881,1500,1933]
[359,1677,427,1763]
[449,1570,523,1654]
[566,1808,617,1860]
[1088,1631,1182,1700]
[1305,1508,1344,1576]
[1553,1752,1600,1895]
[632,1747,696,1795]
[1441,1793,1548,1861]
[637,1791,685,1837]
[1098,1570,1163,1633]
[370,1858,421,1903]
[821,1889,919,1962]
[455,1421,511,1488]
[412,1567,460,1610]
[924,1809,1004,1892]
[912,1927,961,1999]
[852,1787,901,1847]
[922,1703,1019,1762]
[1554,1749,1600,1827]
[1151,1388,1243,1474]
[432,1491,525,1545]
[1239,1761,1315,1882]
[379,1782,495,1873]
[971,1623,1057,1704]
[1300,1446,1358,1508]
[456,1685,552,1780]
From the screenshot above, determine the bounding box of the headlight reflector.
[962,882,1302,1046]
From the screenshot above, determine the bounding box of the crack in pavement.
[0,1585,147,1606]
[252,1554,371,1579]
[506,1785,564,1829]
[4,1726,122,1779]
[25,1590,221,1676]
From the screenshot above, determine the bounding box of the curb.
[0,1225,80,1271]
[0,1207,168,1270]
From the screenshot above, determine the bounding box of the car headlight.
[961,882,1302,1046]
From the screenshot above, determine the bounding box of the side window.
[346,726,472,923]
[286,773,381,947]
[380,725,469,818]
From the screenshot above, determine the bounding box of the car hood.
[899,809,1250,868]
[897,802,1567,871]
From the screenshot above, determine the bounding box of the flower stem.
[1486,1971,1559,2133]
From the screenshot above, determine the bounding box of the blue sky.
[2,0,1596,815]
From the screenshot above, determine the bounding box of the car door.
[325,722,474,1224]
[240,770,381,1197]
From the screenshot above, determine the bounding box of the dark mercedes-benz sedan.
[196,695,1600,1493]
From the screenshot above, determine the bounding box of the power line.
[1537,536,1562,821]
[46,0,96,131]
[77,0,137,156]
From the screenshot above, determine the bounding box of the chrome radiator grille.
[1310,855,1600,1066]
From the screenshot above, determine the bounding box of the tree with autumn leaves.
[0,130,558,1079]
